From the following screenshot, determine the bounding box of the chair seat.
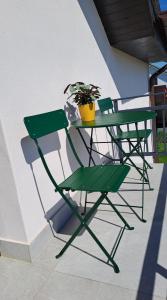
[59,165,130,193]
[115,129,151,140]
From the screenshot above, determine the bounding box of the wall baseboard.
[0,238,31,261]
[0,194,79,261]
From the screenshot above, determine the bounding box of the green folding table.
[71,110,156,220]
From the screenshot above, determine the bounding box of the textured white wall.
[0,122,27,241]
[0,0,149,244]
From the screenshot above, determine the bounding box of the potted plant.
[64,82,101,121]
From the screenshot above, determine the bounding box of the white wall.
[0,121,27,241]
[0,0,149,247]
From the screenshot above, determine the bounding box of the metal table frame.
[71,110,156,221]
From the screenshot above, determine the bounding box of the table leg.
[89,128,94,166]
[77,128,94,214]
[77,128,96,166]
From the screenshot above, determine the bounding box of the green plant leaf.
[64,81,100,105]
[64,84,71,94]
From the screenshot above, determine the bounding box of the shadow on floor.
[58,206,96,236]
[136,164,167,300]
[55,214,125,272]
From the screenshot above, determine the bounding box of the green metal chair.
[24,109,134,273]
[98,97,152,172]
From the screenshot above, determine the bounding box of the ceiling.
[93,0,167,62]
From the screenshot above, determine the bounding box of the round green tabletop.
[71,111,156,128]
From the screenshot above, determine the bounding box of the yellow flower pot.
[78,103,95,122]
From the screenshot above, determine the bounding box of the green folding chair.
[98,98,153,180]
[24,109,134,273]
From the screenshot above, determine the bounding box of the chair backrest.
[24,109,83,190]
[98,97,114,113]
[24,109,69,139]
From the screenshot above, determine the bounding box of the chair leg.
[109,225,126,260]
[106,128,148,182]
[56,193,105,257]
[138,141,153,191]
[104,195,134,230]
[56,192,125,273]
[117,144,148,224]
[128,139,152,170]
[56,221,84,258]
[56,215,120,272]
[117,192,146,223]
[84,220,120,273]
[82,191,88,215]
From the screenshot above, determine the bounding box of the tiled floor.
[0,164,167,300]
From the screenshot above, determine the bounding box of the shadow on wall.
[21,132,76,234]
[64,102,104,170]
[66,127,101,171]
[78,0,148,102]
[64,101,80,122]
